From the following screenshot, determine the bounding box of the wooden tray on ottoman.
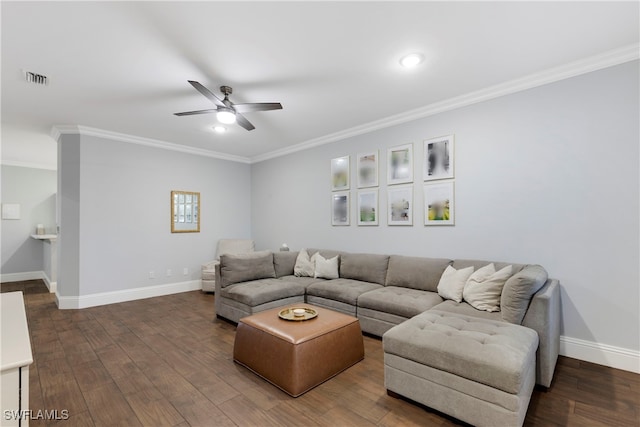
[233,304,364,397]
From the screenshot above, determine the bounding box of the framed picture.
[387,185,413,226]
[388,144,413,185]
[357,151,378,188]
[424,181,455,226]
[171,191,200,233]
[331,156,350,191]
[357,190,378,226]
[331,192,350,226]
[424,135,454,181]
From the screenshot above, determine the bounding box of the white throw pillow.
[294,249,316,277]
[314,254,339,279]
[437,265,475,303]
[463,264,513,312]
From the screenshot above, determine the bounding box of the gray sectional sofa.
[214,249,560,389]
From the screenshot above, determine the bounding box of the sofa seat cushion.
[431,300,503,322]
[383,310,538,394]
[306,279,382,305]
[220,279,305,306]
[358,287,443,318]
[278,275,326,288]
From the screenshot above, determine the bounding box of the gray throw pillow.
[501,265,548,324]
[219,251,275,288]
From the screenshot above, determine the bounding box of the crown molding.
[251,43,640,163]
[50,125,252,164]
[1,159,57,171]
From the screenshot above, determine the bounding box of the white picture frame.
[387,185,413,226]
[424,135,454,181]
[357,190,378,226]
[331,156,350,191]
[357,151,379,188]
[331,191,350,226]
[424,181,455,226]
[387,144,413,185]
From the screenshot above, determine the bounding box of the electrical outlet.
[149,271,155,279]
[166,269,172,277]
[183,268,189,276]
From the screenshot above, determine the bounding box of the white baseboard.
[1,271,43,283]
[55,280,202,309]
[560,335,640,374]
[42,272,57,293]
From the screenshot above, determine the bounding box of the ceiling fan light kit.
[216,108,236,124]
[174,81,283,131]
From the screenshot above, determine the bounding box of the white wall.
[1,165,57,278]
[56,133,252,304]
[251,61,640,355]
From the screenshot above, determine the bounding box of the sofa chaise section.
[383,311,539,427]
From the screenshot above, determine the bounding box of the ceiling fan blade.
[174,108,218,116]
[235,113,255,131]
[232,103,283,113]
[188,80,225,107]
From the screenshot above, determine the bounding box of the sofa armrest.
[522,279,561,387]
[202,260,220,271]
[215,263,223,315]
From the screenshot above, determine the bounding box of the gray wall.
[1,165,57,276]
[251,61,640,352]
[57,134,252,297]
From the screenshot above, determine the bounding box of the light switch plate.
[2,204,21,220]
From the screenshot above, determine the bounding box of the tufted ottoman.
[383,310,538,427]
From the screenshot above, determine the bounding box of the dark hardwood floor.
[4,280,639,426]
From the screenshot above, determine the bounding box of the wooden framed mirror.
[171,191,200,233]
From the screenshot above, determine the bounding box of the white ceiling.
[2,1,638,167]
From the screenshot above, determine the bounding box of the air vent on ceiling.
[24,71,48,85]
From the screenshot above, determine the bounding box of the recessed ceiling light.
[399,53,424,68]
[213,126,226,133]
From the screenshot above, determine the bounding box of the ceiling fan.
[174,80,282,131]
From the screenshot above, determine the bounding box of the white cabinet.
[1,292,33,427]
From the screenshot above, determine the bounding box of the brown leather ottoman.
[233,304,364,397]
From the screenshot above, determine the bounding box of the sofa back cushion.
[339,253,390,285]
[501,265,549,324]
[385,256,452,292]
[452,259,525,275]
[219,251,276,288]
[273,251,299,278]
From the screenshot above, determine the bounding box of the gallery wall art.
[357,151,379,188]
[424,135,454,181]
[329,134,455,227]
[331,191,350,226]
[424,181,455,225]
[357,190,378,226]
[387,185,413,226]
[387,144,413,185]
[331,156,350,191]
